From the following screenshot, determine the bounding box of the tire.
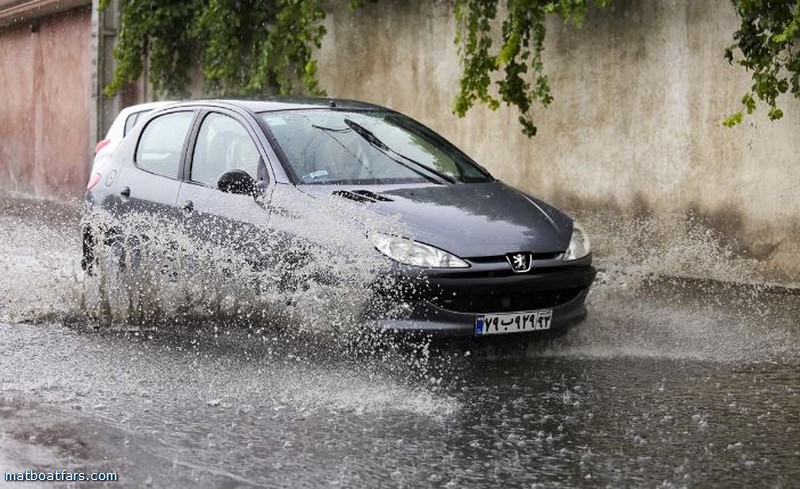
[81,224,97,275]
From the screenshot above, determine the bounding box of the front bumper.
[363,261,596,338]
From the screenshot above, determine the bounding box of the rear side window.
[135,112,194,178]
[124,111,144,136]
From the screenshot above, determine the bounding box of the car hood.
[297,182,573,257]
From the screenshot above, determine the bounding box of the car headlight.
[563,221,591,261]
[371,233,469,268]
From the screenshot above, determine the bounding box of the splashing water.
[1,193,452,413]
[577,210,771,291]
[0,197,82,323]
[2,192,406,334]
[529,209,800,363]
[0,194,797,365]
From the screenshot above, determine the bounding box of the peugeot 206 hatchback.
[82,99,596,338]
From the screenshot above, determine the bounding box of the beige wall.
[317,0,800,279]
[0,6,92,197]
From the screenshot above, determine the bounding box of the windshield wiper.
[311,123,349,133]
[343,118,456,184]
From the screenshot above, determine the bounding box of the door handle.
[120,186,131,198]
[182,200,194,213]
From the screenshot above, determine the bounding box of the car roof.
[165,98,390,114]
[118,100,176,116]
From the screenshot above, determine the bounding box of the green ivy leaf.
[722,111,744,127]
[742,93,756,114]
[768,107,784,120]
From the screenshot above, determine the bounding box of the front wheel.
[82,222,142,276]
[81,224,97,274]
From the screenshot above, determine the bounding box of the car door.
[113,110,196,226]
[177,109,275,263]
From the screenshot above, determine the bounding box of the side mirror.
[218,170,257,197]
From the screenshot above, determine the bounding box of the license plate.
[474,309,553,336]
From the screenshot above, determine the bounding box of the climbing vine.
[453,0,609,136]
[101,0,329,98]
[723,0,800,126]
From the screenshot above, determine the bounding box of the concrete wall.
[0,6,92,197]
[317,0,800,279]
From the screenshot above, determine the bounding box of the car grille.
[467,253,563,263]
[430,287,585,313]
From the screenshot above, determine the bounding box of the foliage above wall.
[103,0,800,136]
[101,0,330,98]
[452,0,609,137]
[724,0,800,126]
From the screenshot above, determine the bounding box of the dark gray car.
[82,99,595,337]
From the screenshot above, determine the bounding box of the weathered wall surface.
[0,6,92,197]
[317,0,800,279]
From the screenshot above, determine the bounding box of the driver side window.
[191,113,262,188]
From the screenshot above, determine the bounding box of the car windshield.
[258,109,493,185]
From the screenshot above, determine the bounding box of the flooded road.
[1,195,798,488]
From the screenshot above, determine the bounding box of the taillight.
[86,172,102,190]
[94,139,111,154]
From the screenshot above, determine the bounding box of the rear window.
[124,111,145,136]
[135,112,194,178]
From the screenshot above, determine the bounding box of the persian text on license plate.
[474,310,552,336]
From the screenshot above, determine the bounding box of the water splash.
[577,210,770,292]
[69,192,411,336]
[1,194,797,366]
[0,198,81,323]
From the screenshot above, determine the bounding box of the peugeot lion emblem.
[507,252,533,273]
